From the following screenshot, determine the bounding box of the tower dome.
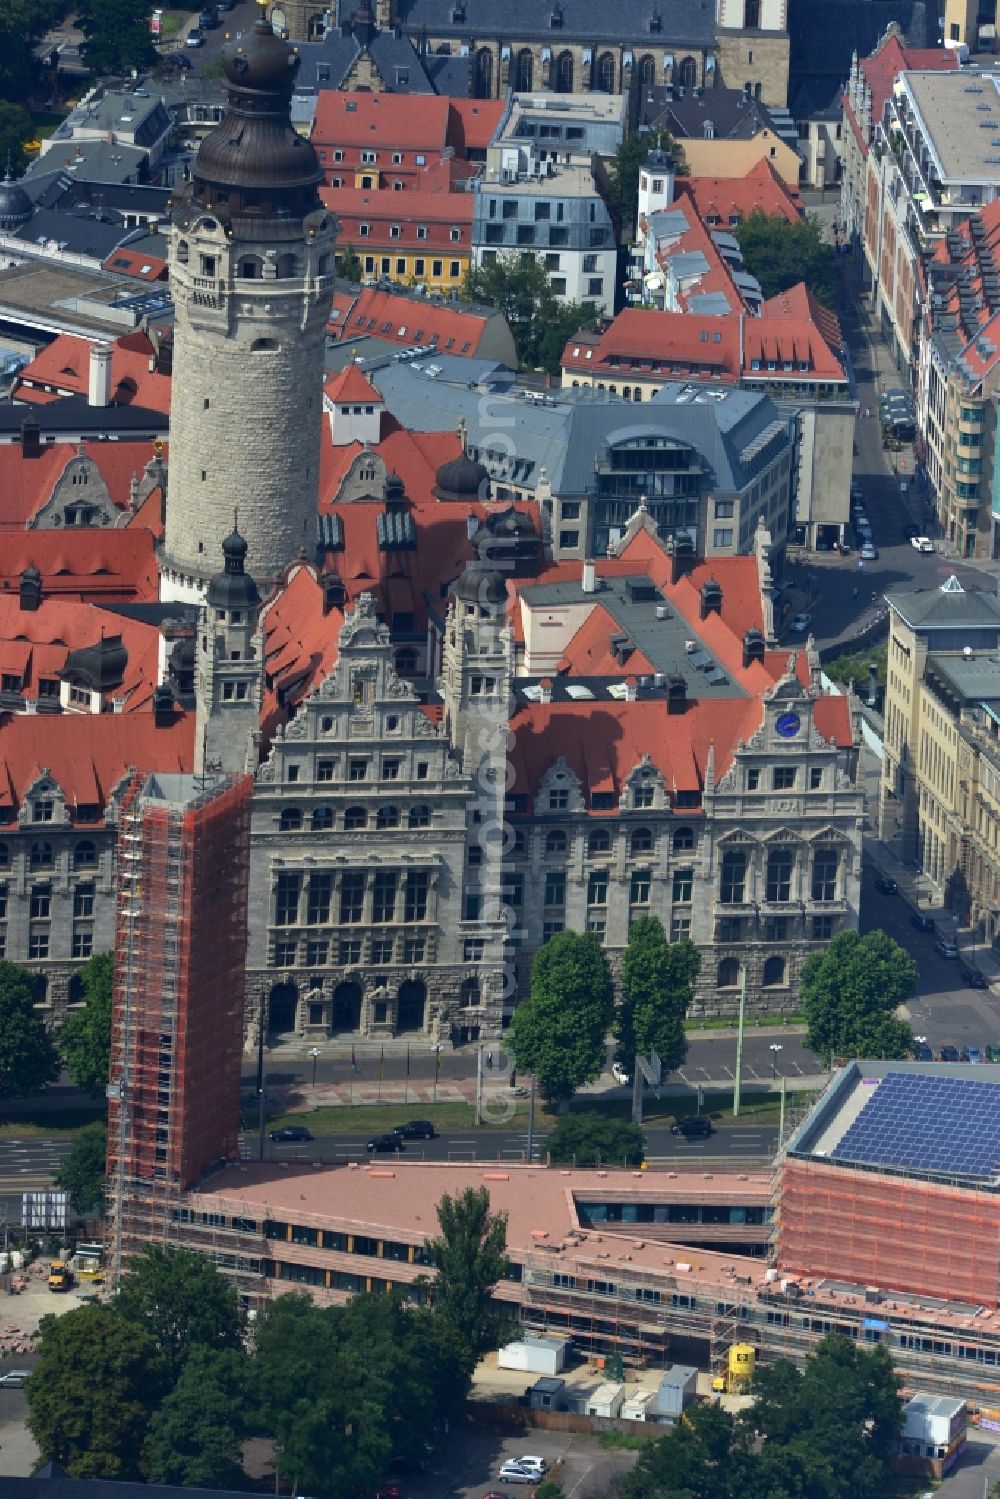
[0,164,32,233]
[452,560,508,607]
[206,525,262,612]
[434,421,490,502]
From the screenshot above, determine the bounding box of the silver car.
[498,1464,536,1485]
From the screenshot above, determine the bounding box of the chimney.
[322,571,347,615]
[153,684,175,726]
[667,674,686,714]
[20,417,41,459]
[670,533,696,584]
[699,578,723,619]
[582,559,596,593]
[88,341,113,408]
[742,628,765,669]
[625,676,639,701]
[18,565,41,613]
[539,677,553,702]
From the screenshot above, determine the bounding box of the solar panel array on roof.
[829,1072,1000,1179]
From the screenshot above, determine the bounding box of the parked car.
[185,27,205,45]
[860,542,879,560]
[790,613,812,633]
[934,936,959,959]
[910,911,935,931]
[498,1464,537,1485]
[514,1458,549,1477]
[367,1134,405,1153]
[612,1061,630,1085]
[670,1116,713,1139]
[199,5,219,25]
[392,1120,436,1139]
[911,536,935,553]
[911,1042,933,1061]
[0,1371,31,1388]
[939,1044,960,1062]
[986,1044,1000,1063]
[269,1125,313,1142]
[962,1046,984,1063]
[874,875,898,894]
[960,965,988,989]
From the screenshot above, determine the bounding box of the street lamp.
[769,1042,784,1079]
[308,1046,321,1087]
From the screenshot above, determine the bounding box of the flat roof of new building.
[903,70,1000,184]
[787,1059,1000,1185]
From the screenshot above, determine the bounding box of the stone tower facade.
[195,527,264,775]
[161,4,338,603]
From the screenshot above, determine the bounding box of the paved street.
[0,1140,73,1193]
[935,1434,1000,1499]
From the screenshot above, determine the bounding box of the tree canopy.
[546,1111,644,1167]
[76,0,156,76]
[800,929,916,1061]
[55,1121,107,1218]
[0,0,70,103]
[423,1185,509,1368]
[114,1244,244,1381]
[733,211,838,307]
[605,128,678,240]
[508,930,614,1102]
[60,950,113,1096]
[617,916,696,1078]
[143,1348,248,1491]
[463,252,597,373]
[0,959,59,1100]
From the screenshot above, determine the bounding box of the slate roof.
[293,23,449,95]
[887,577,1000,630]
[787,0,933,117]
[390,0,717,46]
[0,395,168,436]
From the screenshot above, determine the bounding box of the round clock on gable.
[775,711,801,740]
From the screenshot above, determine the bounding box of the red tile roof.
[319,184,473,252]
[0,438,164,529]
[0,530,159,604]
[0,596,161,711]
[561,307,742,381]
[259,563,343,740]
[324,364,383,406]
[677,159,803,227]
[319,420,462,508]
[447,97,504,153]
[102,246,168,281]
[328,284,500,355]
[645,196,745,313]
[14,331,172,413]
[312,92,453,154]
[0,708,193,822]
[844,35,957,156]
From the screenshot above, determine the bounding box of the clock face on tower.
[775,711,801,740]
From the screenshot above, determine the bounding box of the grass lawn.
[684,1012,804,1031]
[0,1106,106,1138]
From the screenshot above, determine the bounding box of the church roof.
[324,364,382,406]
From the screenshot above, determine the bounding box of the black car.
[910,911,935,932]
[670,1116,713,1139]
[911,1042,933,1061]
[939,1045,960,1062]
[874,875,898,894]
[367,1134,405,1153]
[393,1120,436,1140]
[269,1125,313,1143]
[961,965,988,989]
[199,5,220,25]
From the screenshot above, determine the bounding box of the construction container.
[622,1387,659,1421]
[529,1376,566,1411]
[586,1381,626,1419]
[498,1335,570,1375]
[654,1364,698,1418]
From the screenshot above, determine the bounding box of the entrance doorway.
[268,982,297,1036]
[332,980,363,1033]
[396,979,426,1033]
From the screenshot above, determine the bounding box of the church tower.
[195,525,264,774]
[161,1,338,603]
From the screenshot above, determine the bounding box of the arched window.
[673,827,694,853]
[377,805,400,829]
[555,50,574,92]
[250,337,280,353]
[515,47,533,91]
[745,0,760,25]
[307,11,325,38]
[597,51,615,92]
[475,47,493,98]
[30,840,52,869]
[639,53,656,88]
[717,958,740,988]
[588,829,612,856]
[409,805,430,829]
[344,806,368,831]
[763,955,786,988]
[311,807,334,831]
[545,829,567,855]
[74,841,97,869]
[276,253,297,278]
[678,55,697,89]
[630,827,653,856]
[239,255,263,279]
[279,808,302,832]
[395,648,417,674]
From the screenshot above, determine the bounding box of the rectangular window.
[432,260,443,277]
[587,868,609,905]
[372,872,397,923]
[714,500,734,519]
[502,874,523,909]
[30,886,51,920]
[543,919,565,939]
[33,800,53,823]
[810,767,823,790]
[396,257,406,275]
[449,260,460,278]
[349,758,368,781]
[586,915,606,938]
[630,868,651,904]
[404,871,428,922]
[672,867,693,902]
[582,253,598,272]
[811,915,835,941]
[713,528,734,548]
[274,939,297,967]
[772,766,796,790]
[339,937,362,965]
[670,913,691,941]
[812,847,839,901]
[340,872,365,924]
[72,927,93,959]
[306,872,332,925]
[464,938,485,960]
[402,935,425,963]
[275,872,301,927]
[306,938,328,966]
[764,916,788,942]
[371,937,394,964]
[559,529,579,548]
[383,758,401,781]
[765,846,793,903]
[316,759,334,782]
[29,930,49,960]
[73,885,95,919]
[587,277,603,296]
[747,768,761,790]
[720,849,747,904]
[548,788,569,810]
[544,871,566,906]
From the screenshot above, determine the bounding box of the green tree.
[546,1111,644,1167]
[76,0,156,75]
[626,1399,756,1499]
[534,295,598,376]
[463,252,595,372]
[0,0,70,103]
[0,102,33,175]
[605,128,677,240]
[509,930,614,1103]
[423,1185,509,1367]
[143,1347,249,1490]
[0,959,59,1100]
[55,1122,107,1218]
[114,1243,243,1380]
[617,916,696,1078]
[733,211,837,306]
[337,243,364,281]
[27,1304,167,1480]
[800,929,915,1061]
[59,950,113,1096]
